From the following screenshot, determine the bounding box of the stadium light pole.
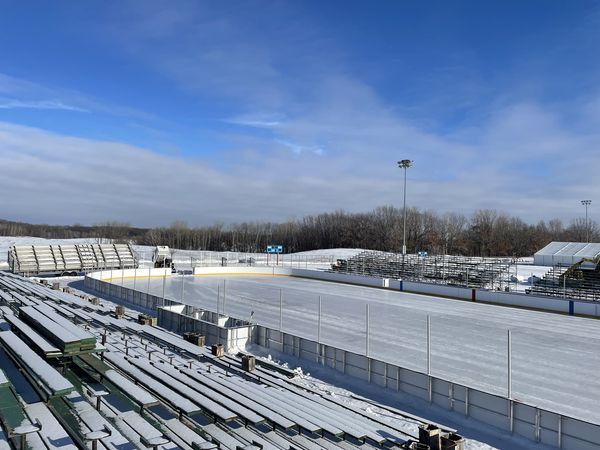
[398,160,413,261]
[582,200,592,243]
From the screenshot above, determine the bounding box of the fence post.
[147,267,151,294]
[507,329,512,399]
[317,295,322,363]
[365,303,370,357]
[180,272,185,302]
[279,288,283,331]
[427,314,432,403]
[162,271,166,307]
[508,328,514,434]
[558,415,562,449]
[365,303,371,383]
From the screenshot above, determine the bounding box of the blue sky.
[1,1,599,226]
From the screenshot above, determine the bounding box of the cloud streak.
[0,72,157,121]
[0,98,89,112]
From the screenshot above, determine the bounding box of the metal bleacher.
[332,250,511,288]
[531,258,600,301]
[8,243,137,276]
[0,271,452,450]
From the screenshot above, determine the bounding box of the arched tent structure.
[533,241,600,266]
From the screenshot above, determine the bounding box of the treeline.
[0,219,146,242]
[1,207,598,257]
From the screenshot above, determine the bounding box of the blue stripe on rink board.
[569,300,574,316]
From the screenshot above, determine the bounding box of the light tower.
[397,159,413,263]
[581,200,592,243]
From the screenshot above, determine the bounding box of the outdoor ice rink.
[120,273,600,424]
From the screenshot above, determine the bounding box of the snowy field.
[119,273,600,425]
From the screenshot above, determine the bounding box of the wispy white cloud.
[0,98,89,112]
[0,72,157,121]
[276,139,324,156]
[225,112,286,128]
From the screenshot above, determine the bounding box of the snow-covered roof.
[535,242,600,259]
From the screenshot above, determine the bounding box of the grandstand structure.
[331,250,512,289]
[8,243,137,276]
[523,242,600,301]
[0,271,460,450]
[531,259,600,301]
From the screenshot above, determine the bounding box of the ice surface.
[128,274,600,423]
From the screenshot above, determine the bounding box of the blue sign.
[267,245,283,254]
[417,251,428,257]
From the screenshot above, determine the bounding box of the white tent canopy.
[533,241,600,266]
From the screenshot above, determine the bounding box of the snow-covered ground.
[120,273,600,425]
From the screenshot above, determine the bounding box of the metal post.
[216,284,220,316]
[317,296,322,344]
[427,315,431,376]
[507,329,512,399]
[365,303,370,357]
[133,267,137,291]
[317,295,322,364]
[147,267,151,294]
[162,272,166,306]
[427,314,432,403]
[180,273,184,302]
[223,280,226,316]
[279,288,283,331]
[558,415,562,449]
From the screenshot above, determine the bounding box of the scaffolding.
[330,250,512,289]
